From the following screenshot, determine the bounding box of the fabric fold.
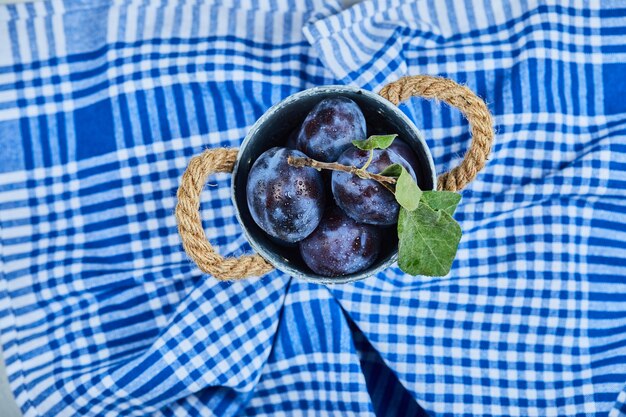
[0,0,339,415]
[1,0,626,416]
[308,0,626,415]
[241,282,377,416]
[58,273,290,416]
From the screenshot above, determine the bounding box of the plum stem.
[287,156,397,190]
[360,149,374,171]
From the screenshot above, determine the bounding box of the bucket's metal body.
[232,86,437,284]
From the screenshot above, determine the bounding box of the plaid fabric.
[0,0,625,416]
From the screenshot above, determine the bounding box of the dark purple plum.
[300,206,381,276]
[389,140,421,175]
[246,147,325,243]
[296,97,366,162]
[332,147,417,226]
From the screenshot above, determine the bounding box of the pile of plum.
[245,97,421,277]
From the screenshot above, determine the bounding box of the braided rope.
[175,148,274,280]
[379,75,494,191]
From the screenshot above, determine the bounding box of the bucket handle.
[175,75,494,280]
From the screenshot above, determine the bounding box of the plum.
[389,140,421,175]
[296,97,366,162]
[331,147,417,226]
[246,147,325,243]
[299,206,381,276]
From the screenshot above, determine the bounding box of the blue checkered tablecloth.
[1,0,625,416]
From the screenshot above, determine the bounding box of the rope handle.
[379,75,494,192]
[176,75,494,280]
[175,148,274,280]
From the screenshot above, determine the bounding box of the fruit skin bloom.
[332,148,417,226]
[389,140,421,175]
[246,147,326,243]
[299,206,381,276]
[296,97,366,162]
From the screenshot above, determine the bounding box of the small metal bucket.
[231,85,437,284]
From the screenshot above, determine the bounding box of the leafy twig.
[361,150,374,171]
[288,132,463,277]
[287,156,397,186]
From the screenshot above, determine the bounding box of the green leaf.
[352,134,398,151]
[379,163,403,177]
[397,205,462,276]
[394,166,422,211]
[420,191,462,216]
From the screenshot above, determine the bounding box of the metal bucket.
[231,85,437,284]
